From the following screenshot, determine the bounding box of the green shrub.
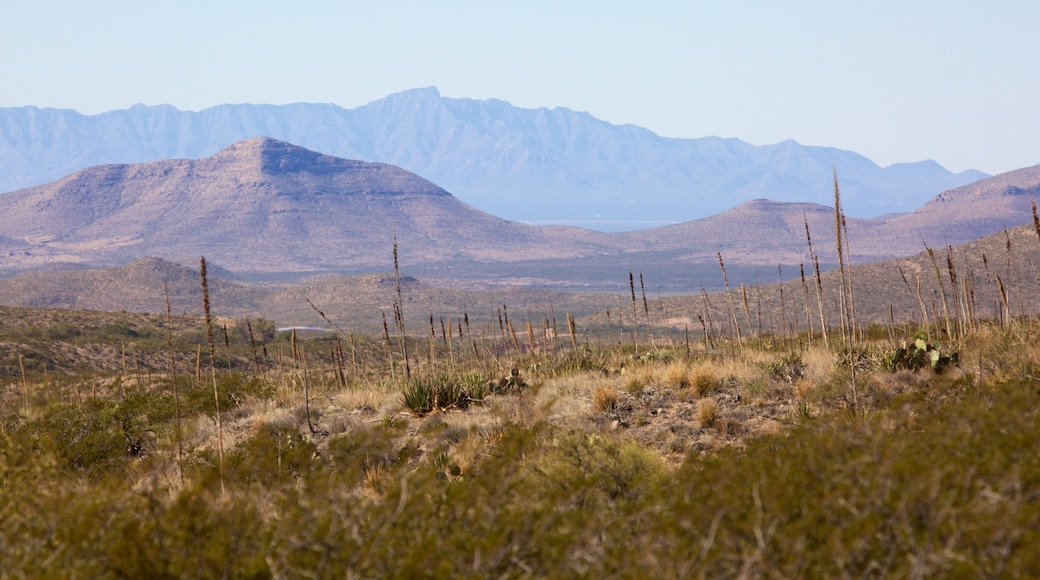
[326,426,400,483]
[14,382,176,477]
[226,424,319,485]
[185,373,274,416]
[529,430,667,507]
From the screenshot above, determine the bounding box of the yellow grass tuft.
[697,397,719,428]
[662,361,691,389]
[623,366,656,395]
[593,385,619,413]
[689,363,720,396]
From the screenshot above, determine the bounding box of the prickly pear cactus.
[888,339,959,373]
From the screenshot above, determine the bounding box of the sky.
[1,1,1038,175]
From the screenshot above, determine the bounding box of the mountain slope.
[888,165,1040,236]
[0,138,616,273]
[622,165,1040,266]
[0,88,987,228]
[0,139,1035,289]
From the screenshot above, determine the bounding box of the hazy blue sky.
[2,1,1037,175]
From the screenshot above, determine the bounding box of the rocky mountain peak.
[213,137,329,174]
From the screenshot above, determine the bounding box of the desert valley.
[2,92,1040,576]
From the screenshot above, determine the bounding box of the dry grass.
[592,386,619,413]
[697,397,719,428]
[623,366,656,394]
[662,361,691,390]
[689,363,720,396]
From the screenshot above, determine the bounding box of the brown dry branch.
[777,264,788,345]
[1032,199,1040,245]
[832,171,857,410]
[199,256,225,495]
[717,251,743,350]
[804,211,830,348]
[164,281,184,484]
[924,244,953,338]
[629,271,640,348]
[841,213,860,343]
[381,312,396,382]
[391,232,411,380]
[740,285,754,345]
[245,320,262,377]
[504,305,522,354]
[833,172,850,350]
[799,263,814,346]
[19,354,28,414]
[567,313,578,352]
[427,313,436,366]
[291,329,317,434]
[640,273,658,351]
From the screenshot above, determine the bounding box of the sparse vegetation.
[4,299,1040,576]
[4,200,1040,576]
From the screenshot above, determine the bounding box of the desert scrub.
[11,383,177,479]
[764,351,807,383]
[184,373,274,417]
[223,423,319,486]
[885,338,959,373]
[528,430,667,504]
[623,365,656,394]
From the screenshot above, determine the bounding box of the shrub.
[623,367,655,394]
[185,373,274,417]
[766,352,806,383]
[529,430,666,504]
[225,423,319,485]
[11,382,181,478]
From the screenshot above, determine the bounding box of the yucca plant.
[401,373,487,416]
[401,378,437,415]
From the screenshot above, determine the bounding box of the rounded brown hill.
[0,138,615,273]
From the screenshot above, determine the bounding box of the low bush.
[184,373,274,416]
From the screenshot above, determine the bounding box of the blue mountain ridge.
[0,87,987,230]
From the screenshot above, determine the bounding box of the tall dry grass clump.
[690,364,721,397]
[697,397,719,428]
[662,361,691,390]
[592,386,620,414]
[660,360,721,397]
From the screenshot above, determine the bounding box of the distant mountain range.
[0,87,988,229]
[1,138,1037,292]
